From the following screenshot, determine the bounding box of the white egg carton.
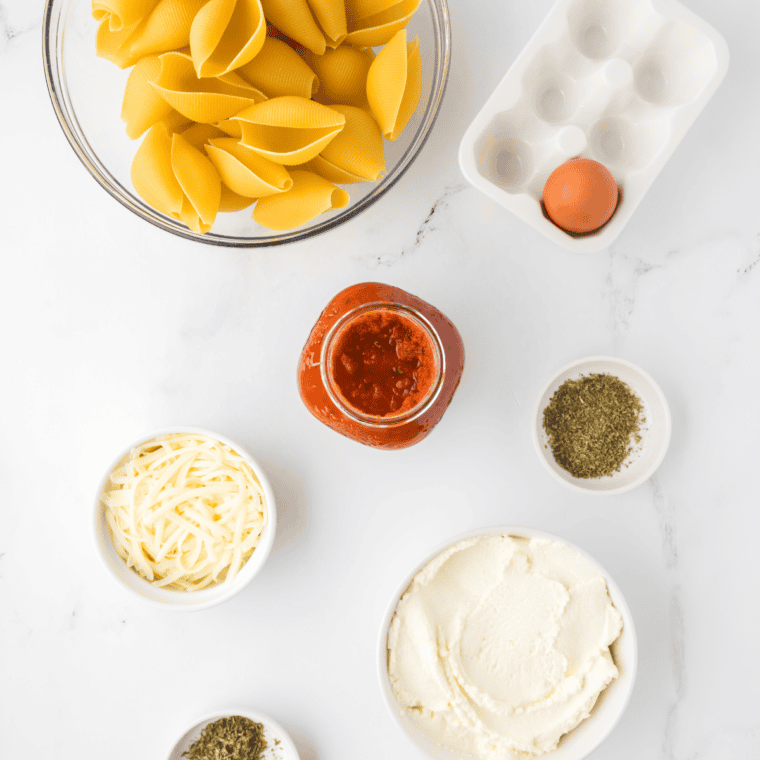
[458,0,729,253]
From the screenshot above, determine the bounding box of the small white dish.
[378,525,638,760]
[166,709,300,760]
[532,356,671,495]
[93,427,276,611]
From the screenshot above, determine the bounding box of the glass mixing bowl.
[42,0,451,247]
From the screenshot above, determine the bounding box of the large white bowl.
[532,356,671,495]
[93,427,276,611]
[166,708,300,760]
[378,525,638,760]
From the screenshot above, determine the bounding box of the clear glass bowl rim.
[42,0,452,248]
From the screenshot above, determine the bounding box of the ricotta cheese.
[387,534,623,758]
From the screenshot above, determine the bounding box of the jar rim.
[320,303,446,428]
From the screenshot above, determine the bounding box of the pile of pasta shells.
[92,0,424,233]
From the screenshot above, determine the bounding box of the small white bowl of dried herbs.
[532,356,671,495]
[167,710,300,760]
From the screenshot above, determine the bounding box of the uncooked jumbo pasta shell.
[206,137,294,197]
[260,0,326,55]
[307,0,347,47]
[159,109,195,135]
[302,155,366,184]
[171,132,222,232]
[92,0,160,32]
[178,122,229,149]
[253,170,349,229]
[216,119,245,138]
[177,125,268,215]
[236,36,319,99]
[367,29,421,140]
[131,123,185,217]
[318,104,385,180]
[234,96,345,165]
[130,0,207,60]
[190,0,266,78]
[346,0,400,20]
[121,54,174,139]
[131,123,222,233]
[101,0,208,69]
[219,186,257,212]
[309,45,374,108]
[149,52,266,123]
[96,17,142,68]
[176,124,269,211]
[344,0,421,47]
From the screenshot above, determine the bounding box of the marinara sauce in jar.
[298,282,465,449]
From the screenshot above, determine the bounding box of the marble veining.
[399,183,469,257]
[649,474,685,759]
[663,586,686,760]
[0,3,39,51]
[361,183,469,267]
[604,249,664,343]
[2,0,760,758]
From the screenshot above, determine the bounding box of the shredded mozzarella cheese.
[102,433,267,591]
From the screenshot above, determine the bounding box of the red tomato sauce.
[330,309,437,418]
[298,282,465,449]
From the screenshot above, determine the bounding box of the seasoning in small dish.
[183,716,268,760]
[542,373,644,478]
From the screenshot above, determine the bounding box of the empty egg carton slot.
[567,0,658,60]
[634,20,719,106]
[569,0,626,59]
[474,111,589,196]
[589,116,670,171]
[533,74,579,123]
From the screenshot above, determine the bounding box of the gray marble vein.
[650,473,687,760]
[663,588,686,760]
[401,183,468,257]
[369,183,468,267]
[650,474,677,572]
[737,233,760,281]
[0,3,39,53]
[1,0,759,757]
[604,249,663,344]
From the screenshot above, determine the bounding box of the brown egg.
[543,158,619,234]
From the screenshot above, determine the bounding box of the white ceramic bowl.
[93,427,276,611]
[166,709,300,760]
[532,356,671,495]
[378,525,638,760]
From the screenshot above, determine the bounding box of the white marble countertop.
[1,0,759,758]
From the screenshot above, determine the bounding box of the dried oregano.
[183,716,267,760]
[542,373,644,479]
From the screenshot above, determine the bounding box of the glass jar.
[298,282,465,449]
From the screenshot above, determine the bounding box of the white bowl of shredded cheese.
[94,428,276,610]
